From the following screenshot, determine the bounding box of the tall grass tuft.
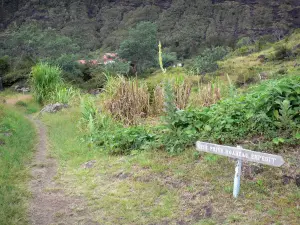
[104,76,150,125]
[31,63,62,104]
[152,85,164,115]
[50,86,77,104]
[190,78,230,107]
[173,78,192,109]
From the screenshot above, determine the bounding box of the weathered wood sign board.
[195,141,285,198]
[196,142,284,167]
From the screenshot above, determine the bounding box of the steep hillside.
[1,0,300,57]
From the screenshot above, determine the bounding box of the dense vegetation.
[0,105,35,224]
[1,0,300,88]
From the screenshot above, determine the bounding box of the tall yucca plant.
[31,63,62,104]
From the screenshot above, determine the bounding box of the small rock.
[115,171,131,180]
[1,132,12,137]
[282,175,293,185]
[204,205,212,218]
[259,72,268,80]
[295,175,300,187]
[81,160,96,169]
[88,89,101,96]
[40,103,69,113]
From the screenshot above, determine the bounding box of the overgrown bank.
[0,105,36,225]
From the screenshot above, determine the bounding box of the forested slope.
[1,0,300,57]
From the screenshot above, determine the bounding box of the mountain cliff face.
[1,0,300,57]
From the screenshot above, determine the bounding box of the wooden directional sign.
[196,141,285,167]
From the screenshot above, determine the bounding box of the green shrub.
[0,56,10,76]
[234,46,256,56]
[235,73,260,87]
[15,101,27,107]
[192,46,230,74]
[162,52,177,68]
[104,60,130,76]
[118,21,158,73]
[51,54,82,78]
[236,37,252,48]
[31,63,63,104]
[273,45,292,60]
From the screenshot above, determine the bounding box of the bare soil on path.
[4,94,33,105]
[5,96,99,225]
[28,117,99,225]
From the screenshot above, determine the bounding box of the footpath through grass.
[43,107,300,225]
[0,104,36,225]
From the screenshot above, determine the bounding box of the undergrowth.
[0,105,35,225]
[81,74,299,154]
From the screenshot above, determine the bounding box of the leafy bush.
[104,60,130,76]
[235,73,260,87]
[236,37,252,48]
[273,45,292,60]
[192,46,230,74]
[0,56,10,75]
[162,52,177,68]
[118,22,158,73]
[31,63,63,104]
[51,54,82,78]
[97,123,156,155]
[2,56,35,86]
[234,46,256,56]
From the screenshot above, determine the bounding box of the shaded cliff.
[1,0,300,57]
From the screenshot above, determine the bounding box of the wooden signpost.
[195,141,285,198]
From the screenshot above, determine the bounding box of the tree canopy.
[118,22,158,73]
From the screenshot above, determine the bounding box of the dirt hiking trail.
[5,96,99,225]
[4,94,33,105]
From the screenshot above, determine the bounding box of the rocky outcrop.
[40,103,69,113]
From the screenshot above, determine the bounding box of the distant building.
[103,53,118,65]
[77,53,118,66]
[77,59,99,65]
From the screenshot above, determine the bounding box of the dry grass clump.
[190,82,222,107]
[103,76,192,124]
[104,78,150,125]
[152,85,164,115]
[174,80,192,109]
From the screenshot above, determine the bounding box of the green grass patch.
[0,105,36,225]
[43,107,300,224]
[15,100,40,114]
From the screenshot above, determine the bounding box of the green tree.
[118,22,158,73]
[193,46,230,74]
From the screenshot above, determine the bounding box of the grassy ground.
[0,104,36,225]
[43,108,300,225]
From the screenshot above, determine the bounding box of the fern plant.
[274,99,296,130]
